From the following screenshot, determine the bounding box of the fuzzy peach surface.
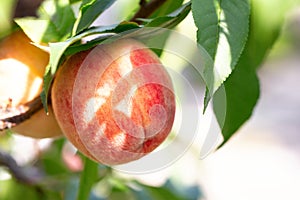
[52,39,176,165]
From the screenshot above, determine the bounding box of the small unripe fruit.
[52,39,175,165]
[0,30,62,138]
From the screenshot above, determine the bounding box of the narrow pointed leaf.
[73,0,117,34]
[192,0,250,108]
[213,0,300,146]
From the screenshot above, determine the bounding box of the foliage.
[1,0,299,199]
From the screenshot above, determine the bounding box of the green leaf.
[107,3,191,57]
[38,0,76,39]
[73,0,117,35]
[213,0,300,146]
[65,22,140,55]
[40,65,53,113]
[213,59,259,146]
[150,0,184,18]
[192,0,250,107]
[15,0,76,43]
[0,0,16,38]
[146,2,191,29]
[0,178,40,200]
[76,156,98,200]
[142,3,191,56]
[132,182,188,200]
[131,179,202,200]
[15,18,61,43]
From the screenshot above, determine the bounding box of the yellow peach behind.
[0,30,62,138]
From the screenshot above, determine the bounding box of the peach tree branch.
[131,0,167,23]
[0,149,40,185]
[0,96,43,131]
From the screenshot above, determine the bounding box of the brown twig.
[131,0,168,23]
[14,0,44,18]
[0,96,43,131]
[0,149,41,185]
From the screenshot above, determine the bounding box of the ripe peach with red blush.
[51,39,175,165]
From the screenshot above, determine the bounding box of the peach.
[0,31,47,106]
[0,30,62,138]
[51,39,175,165]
